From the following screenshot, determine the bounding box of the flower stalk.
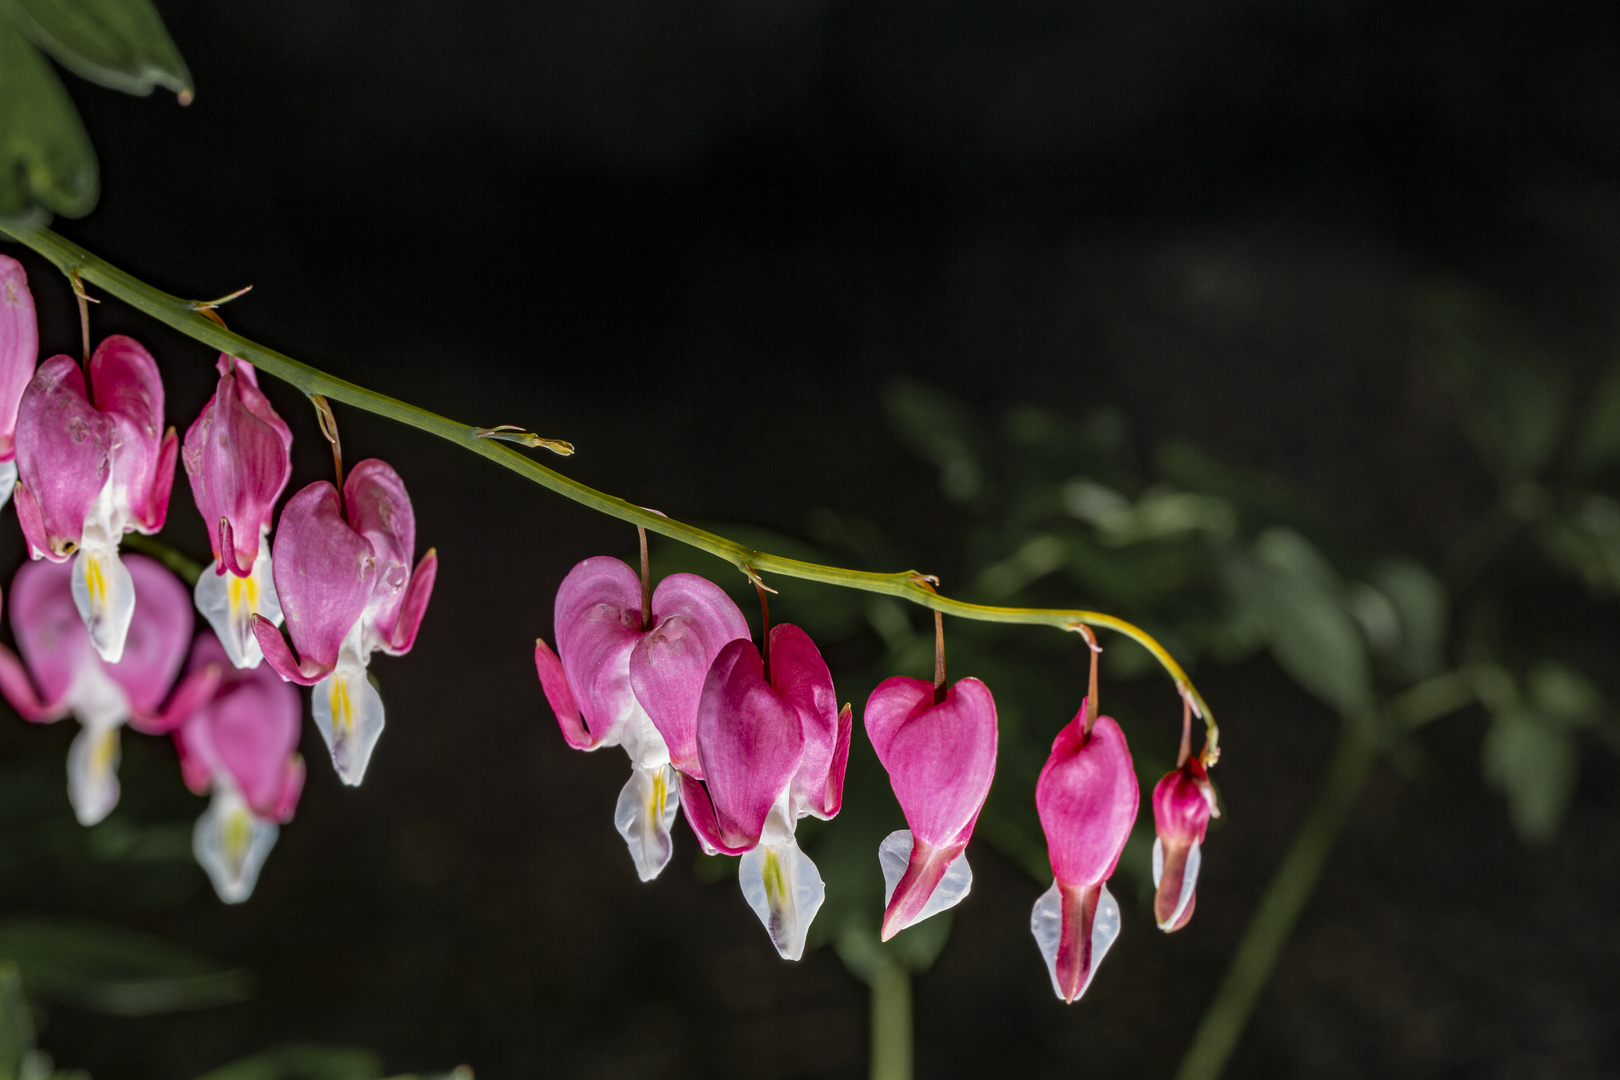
[0,222,1216,741]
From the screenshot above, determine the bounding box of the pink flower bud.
[1151,759,1216,932]
[1031,702,1138,1003]
[864,675,997,940]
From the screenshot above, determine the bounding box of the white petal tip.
[1031,880,1121,1004]
[614,762,680,882]
[314,668,385,786]
[878,828,973,935]
[72,547,136,665]
[67,723,122,826]
[740,836,825,961]
[194,788,279,903]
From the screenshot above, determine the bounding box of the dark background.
[4,0,1620,1076]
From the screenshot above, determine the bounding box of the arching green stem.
[0,223,1216,743]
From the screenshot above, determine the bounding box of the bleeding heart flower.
[0,255,39,509]
[1030,701,1139,1004]
[253,459,436,786]
[0,555,217,825]
[13,337,179,663]
[534,556,749,881]
[183,355,293,669]
[864,675,997,940]
[680,624,850,960]
[1152,754,1216,932]
[173,634,304,903]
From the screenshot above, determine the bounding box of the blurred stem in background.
[869,955,912,1080]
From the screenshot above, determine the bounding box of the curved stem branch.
[0,223,1216,739]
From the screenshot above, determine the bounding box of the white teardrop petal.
[1029,881,1122,1003]
[739,832,825,961]
[67,721,122,826]
[0,459,16,512]
[878,828,973,931]
[614,761,680,881]
[72,545,136,664]
[1152,836,1165,888]
[1088,882,1122,995]
[194,785,279,903]
[313,666,385,786]
[195,542,282,669]
[1165,840,1201,930]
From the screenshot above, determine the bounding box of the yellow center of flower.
[330,677,353,738]
[228,571,258,617]
[648,769,667,822]
[84,553,107,611]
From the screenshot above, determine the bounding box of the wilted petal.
[0,255,39,462]
[1031,880,1121,1004]
[614,762,680,882]
[195,541,282,669]
[694,638,805,852]
[271,482,373,677]
[878,829,972,936]
[628,572,750,776]
[193,784,279,904]
[71,543,135,663]
[738,805,825,961]
[14,356,112,559]
[312,664,385,786]
[68,720,123,826]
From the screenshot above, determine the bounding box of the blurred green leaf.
[1572,359,1620,475]
[1369,560,1449,682]
[885,380,984,505]
[0,15,97,222]
[1225,529,1373,717]
[0,917,250,1015]
[3,0,191,97]
[1482,710,1578,844]
[0,963,35,1080]
[1536,494,1620,592]
[1421,286,1568,480]
[1525,660,1602,729]
[191,1045,383,1080]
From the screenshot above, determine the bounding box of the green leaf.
[1419,286,1568,480]
[0,917,251,1015]
[191,1045,384,1080]
[0,16,97,222]
[1482,710,1578,844]
[1225,529,1373,717]
[1370,560,1449,681]
[0,963,35,1078]
[2,0,191,98]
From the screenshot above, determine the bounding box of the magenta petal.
[768,624,844,820]
[536,636,595,750]
[13,482,53,561]
[694,638,805,851]
[15,356,112,557]
[1036,709,1139,888]
[269,756,305,823]
[0,256,39,457]
[271,481,373,672]
[89,337,169,529]
[104,555,194,714]
[0,643,66,722]
[880,834,965,941]
[131,662,219,735]
[865,676,998,849]
[176,634,305,819]
[343,459,416,646]
[553,557,644,746]
[628,572,750,776]
[385,549,436,654]
[182,357,291,570]
[8,559,94,707]
[251,614,332,686]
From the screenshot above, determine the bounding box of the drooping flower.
[252,459,435,786]
[864,674,997,940]
[679,624,850,960]
[533,556,749,882]
[174,635,304,903]
[1151,753,1216,932]
[13,337,178,663]
[0,255,39,510]
[182,355,293,669]
[0,555,217,825]
[1030,700,1139,1004]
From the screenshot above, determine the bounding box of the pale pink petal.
[270,481,373,674]
[14,356,112,558]
[628,571,750,776]
[384,549,436,655]
[0,256,39,458]
[89,337,169,530]
[181,357,290,571]
[8,558,94,706]
[553,557,644,747]
[12,482,52,560]
[536,636,595,750]
[0,643,67,722]
[768,623,844,820]
[343,459,416,646]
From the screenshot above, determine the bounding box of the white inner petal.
[0,458,16,512]
[738,800,825,961]
[1030,881,1122,1003]
[312,659,385,786]
[195,537,282,669]
[614,761,680,882]
[71,542,135,665]
[193,782,279,904]
[67,720,123,826]
[1152,836,1164,887]
[878,828,973,932]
